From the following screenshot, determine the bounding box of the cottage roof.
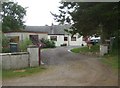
[24,24,71,35]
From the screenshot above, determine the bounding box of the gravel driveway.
[3,46,118,86]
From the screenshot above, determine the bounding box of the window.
[71,37,76,41]
[29,35,39,41]
[64,37,68,41]
[50,36,57,41]
[9,36,19,43]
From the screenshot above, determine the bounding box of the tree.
[51,2,119,44]
[1,2,26,32]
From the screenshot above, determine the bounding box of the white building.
[4,24,87,46]
[48,34,86,46]
[4,31,48,43]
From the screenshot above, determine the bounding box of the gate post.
[27,45,39,67]
[100,44,108,56]
[38,46,41,66]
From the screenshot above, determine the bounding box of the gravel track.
[3,46,118,86]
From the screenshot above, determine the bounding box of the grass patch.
[2,66,46,79]
[71,44,119,70]
[100,47,119,70]
[100,54,119,74]
[0,70,2,79]
[101,55,118,69]
[71,44,99,53]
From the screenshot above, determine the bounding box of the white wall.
[4,32,48,42]
[69,35,86,46]
[48,34,87,46]
[48,35,65,46]
[4,32,87,47]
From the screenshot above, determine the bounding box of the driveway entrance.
[3,46,118,86]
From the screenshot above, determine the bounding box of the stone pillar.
[100,44,108,56]
[27,45,39,67]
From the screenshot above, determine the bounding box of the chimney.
[51,23,54,34]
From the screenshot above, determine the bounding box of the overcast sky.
[14,0,61,26]
[7,0,119,26]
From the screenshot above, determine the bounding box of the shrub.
[19,38,33,52]
[1,34,10,53]
[2,34,9,46]
[40,38,55,48]
[2,47,10,53]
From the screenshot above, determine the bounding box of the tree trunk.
[100,27,107,45]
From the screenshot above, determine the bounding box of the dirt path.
[2,46,118,86]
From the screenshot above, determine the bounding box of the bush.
[2,47,10,53]
[19,38,33,52]
[2,35,9,46]
[40,38,55,48]
[1,34,10,53]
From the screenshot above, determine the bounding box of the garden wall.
[1,52,29,70]
[1,46,40,70]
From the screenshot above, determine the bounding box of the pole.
[38,43,41,66]
[68,34,70,46]
[38,46,41,66]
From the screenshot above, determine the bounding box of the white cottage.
[4,31,48,43]
[25,25,86,46]
[4,24,87,46]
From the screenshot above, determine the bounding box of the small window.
[64,37,68,41]
[71,37,76,41]
[50,36,57,41]
[29,35,39,41]
[9,36,19,43]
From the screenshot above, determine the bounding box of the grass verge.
[71,44,99,54]
[2,66,46,79]
[71,45,119,70]
[0,70,2,79]
[101,54,119,70]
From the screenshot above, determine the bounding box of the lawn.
[2,66,46,79]
[71,44,100,53]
